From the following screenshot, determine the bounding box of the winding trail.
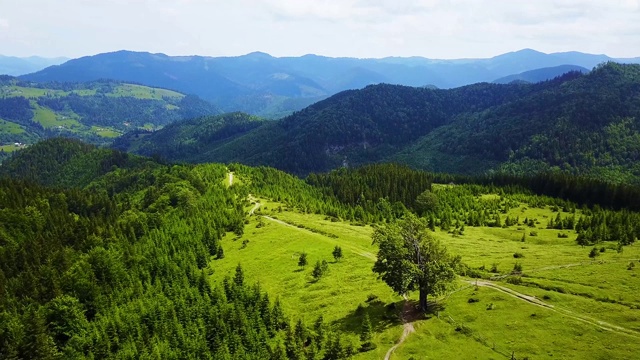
[469,279,640,339]
[384,295,416,360]
[247,196,376,260]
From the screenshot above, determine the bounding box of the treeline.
[0,97,33,124]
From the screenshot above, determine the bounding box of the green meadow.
[110,84,183,100]
[210,189,640,359]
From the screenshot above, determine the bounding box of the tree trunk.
[419,287,428,313]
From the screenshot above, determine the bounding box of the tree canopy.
[372,213,459,312]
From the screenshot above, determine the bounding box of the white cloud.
[1,0,639,58]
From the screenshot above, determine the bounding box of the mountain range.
[0,55,68,76]
[19,49,640,117]
[115,63,640,184]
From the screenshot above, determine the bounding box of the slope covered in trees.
[118,63,640,184]
[0,138,360,359]
[112,112,266,162]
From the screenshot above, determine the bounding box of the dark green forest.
[118,63,640,184]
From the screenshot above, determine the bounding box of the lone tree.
[372,213,459,312]
[332,245,343,261]
[298,252,308,269]
[312,260,329,280]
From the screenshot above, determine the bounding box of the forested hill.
[0,138,363,358]
[111,112,266,162]
[117,63,640,183]
[0,77,219,160]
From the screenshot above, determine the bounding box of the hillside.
[493,64,589,84]
[2,138,640,359]
[116,63,640,183]
[20,49,640,116]
[0,77,219,159]
[112,112,266,161]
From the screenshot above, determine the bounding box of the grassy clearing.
[0,119,25,134]
[32,104,81,129]
[211,199,404,356]
[0,144,22,152]
[111,84,183,100]
[90,126,121,138]
[210,192,640,359]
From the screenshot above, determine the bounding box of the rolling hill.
[0,76,219,160]
[117,63,640,183]
[20,49,640,117]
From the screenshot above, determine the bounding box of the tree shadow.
[294,268,304,273]
[403,299,444,322]
[332,299,404,335]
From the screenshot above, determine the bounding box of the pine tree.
[234,263,244,287]
[359,313,375,351]
[298,252,308,269]
[332,246,343,262]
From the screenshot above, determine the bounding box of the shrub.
[529,231,538,237]
[589,247,599,258]
[599,247,606,253]
[513,262,523,273]
[468,297,480,303]
[558,233,569,238]
[628,262,636,270]
[506,276,522,285]
[513,252,524,258]
[490,263,499,273]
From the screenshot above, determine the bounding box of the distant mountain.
[21,49,638,116]
[0,77,219,160]
[116,63,640,184]
[493,65,589,84]
[0,55,68,76]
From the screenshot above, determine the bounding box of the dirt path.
[246,196,376,260]
[469,279,640,339]
[228,172,234,187]
[384,295,416,360]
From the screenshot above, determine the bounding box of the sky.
[1,0,640,59]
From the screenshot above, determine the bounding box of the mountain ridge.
[20,49,639,117]
[116,63,640,184]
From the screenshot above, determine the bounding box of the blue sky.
[1,0,639,58]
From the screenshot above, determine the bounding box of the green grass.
[208,188,640,359]
[91,126,122,138]
[32,104,81,129]
[111,84,183,100]
[0,119,25,134]
[0,144,23,152]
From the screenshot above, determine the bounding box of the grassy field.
[0,144,23,152]
[111,84,183,100]
[210,189,640,359]
[90,126,122,138]
[0,119,25,134]
[32,104,81,129]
